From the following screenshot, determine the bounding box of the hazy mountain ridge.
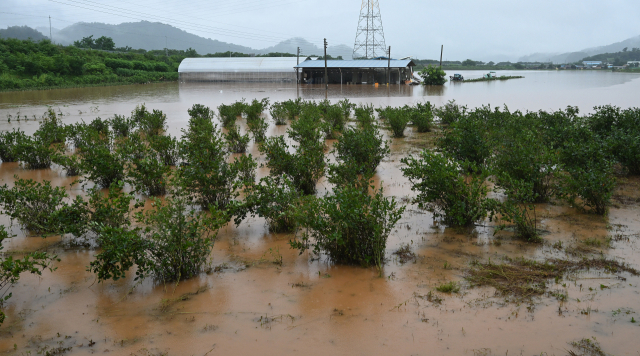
[1,22,356,58]
[0,26,48,41]
[519,35,640,63]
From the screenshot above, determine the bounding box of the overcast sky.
[2,0,639,61]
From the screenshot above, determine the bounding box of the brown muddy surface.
[1,75,640,355]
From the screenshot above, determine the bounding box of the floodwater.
[1,71,640,355]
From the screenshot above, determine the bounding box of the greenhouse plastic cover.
[178,57,300,73]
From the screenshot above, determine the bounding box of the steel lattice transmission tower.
[352,0,387,59]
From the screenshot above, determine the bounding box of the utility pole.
[387,46,391,85]
[324,38,328,90]
[297,46,300,84]
[49,16,52,42]
[165,36,168,57]
[440,45,443,68]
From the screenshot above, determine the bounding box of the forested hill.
[0,26,48,41]
[0,38,182,91]
[582,48,640,64]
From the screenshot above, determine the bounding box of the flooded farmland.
[1,70,640,356]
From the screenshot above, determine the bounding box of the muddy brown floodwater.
[1,72,640,355]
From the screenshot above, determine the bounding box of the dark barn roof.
[295,59,415,69]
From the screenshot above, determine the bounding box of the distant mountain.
[259,37,357,58]
[519,34,640,63]
[45,21,358,58]
[0,26,48,41]
[53,21,254,54]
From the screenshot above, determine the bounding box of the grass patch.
[393,244,416,264]
[465,257,639,299]
[435,281,460,294]
[569,337,606,356]
[463,75,524,83]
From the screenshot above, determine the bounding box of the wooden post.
[440,45,443,68]
[324,38,328,90]
[388,46,391,85]
[296,47,300,84]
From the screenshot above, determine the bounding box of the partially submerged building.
[178,57,299,83]
[177,57,416,84]
[295,59,416,84]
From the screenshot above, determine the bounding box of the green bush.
[282,97,303,120]
[489,112,562,202]
[89,192,227,283]
[385,107,411,138]
[126,148,171,196]
[217,103,239,128]
[247,115,269,143]
[148,134,180,166]
[291,185,404,269]
[407,102,434,133]
[338,98,356,119]
[419,65,447,85]
[438,107,492,168]
[139,109,167,137]
[52,153,82,176]
[322,104,346,139]
[0,129,26,162]
[491,176,540,242]
[434,100,467,125]
[244,98,270,122]
[110,114,135,137]
[270,102,288,125]
[240,175,301,232]
[328,124,389,187]
[78,133,126,188]
[15,135,60,169]
[224,125,250,153]
[402,151,491,226]
[0,178,69,234]
[355,104,376,127]
[178,104,242,209]
[34,108,66,144]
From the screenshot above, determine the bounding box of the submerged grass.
[466,257,639,299]
[159,286,209,312]
[463,75,524,83]
[568,337,607,356]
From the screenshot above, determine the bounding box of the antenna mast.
[352,0,386,59]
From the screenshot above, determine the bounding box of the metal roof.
[295,59,415,69]
[178,57,299,73]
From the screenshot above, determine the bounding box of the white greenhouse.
[178,57,300,83]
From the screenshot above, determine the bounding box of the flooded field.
[1,71,640,356]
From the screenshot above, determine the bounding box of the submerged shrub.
[328,124,389,187]
[15,135,60,169]
[435,100,467,125]
[438,106,492,168]
[240,175,301,233]
[34,108,66,144]
[247,115,269,143]
[0,178,70,234]
[78,134,126,188]
[407,102,434,133]
[217,103,239,128]
[0,129,26,162]
[178,104,243,209]
[270,102,289,125]
[380,107,410,138]
[110,114,135,137]
[402,151,491,226]
[282,98,303,120]
[89,192,227,283]
[224,125,250,153]
[244,98,270,122]
[52,153,82,176]
[355,104,376,127]
[491,176,541,242]
[148,134,180,166]
[338,98,356,119]
[291,185,404,269]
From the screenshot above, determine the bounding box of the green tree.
[419,65,447,85]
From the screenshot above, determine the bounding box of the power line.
[48,0,325,45]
